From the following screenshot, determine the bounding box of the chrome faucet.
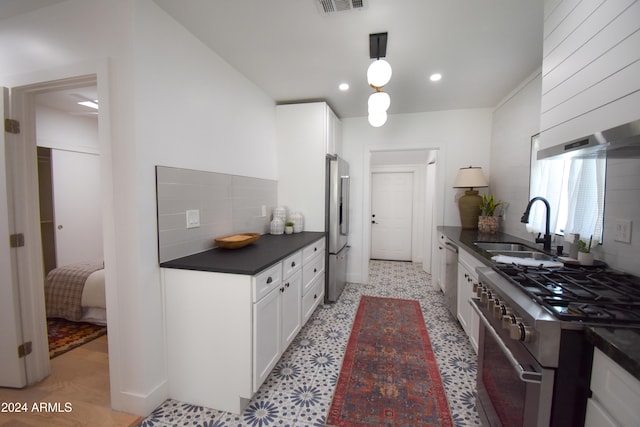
[521,196,552,251]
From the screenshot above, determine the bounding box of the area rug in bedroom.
[47,318,107,359]
[326,296,454,427]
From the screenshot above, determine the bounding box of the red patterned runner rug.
[327,296,453,427]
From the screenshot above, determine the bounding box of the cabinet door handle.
[267,277,273,284]
[285,282,290,288]
[313,268,317,273]
[291,261,296,267]
[280,287,285,293]
[314,294,317,299]
[314,247,317,252]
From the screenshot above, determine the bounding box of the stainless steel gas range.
[472,263,640,427]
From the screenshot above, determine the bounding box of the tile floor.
[139,261,481,426]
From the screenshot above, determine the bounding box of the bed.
[44,260,107,325]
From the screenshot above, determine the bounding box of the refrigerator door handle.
[340,175,350,235]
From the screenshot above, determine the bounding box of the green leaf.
[479,194,503,216]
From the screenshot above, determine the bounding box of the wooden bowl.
[214,233,260,249]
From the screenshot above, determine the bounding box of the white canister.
[290,212,304,233]
[273,206,287,223]
[270,218,284,235]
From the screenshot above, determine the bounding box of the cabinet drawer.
[253,263,282,303]
[302,273,324,322]
[303,254,324,292]
[302,238,325,264]
[590,348,640,427]
[282,251,302,280]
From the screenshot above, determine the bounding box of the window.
[528,134,605,243]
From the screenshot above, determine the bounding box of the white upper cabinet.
[326,106,342,156]
[539,0,640,149]
[276,102,341,231]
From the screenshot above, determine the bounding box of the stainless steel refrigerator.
[325,155,350,302]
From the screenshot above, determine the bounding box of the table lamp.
[453,166,488,229]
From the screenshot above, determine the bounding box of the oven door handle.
[471,299,542,384]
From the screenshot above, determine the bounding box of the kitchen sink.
[488,250,555,261]
[474,241,556,261]
[474,241,536,252]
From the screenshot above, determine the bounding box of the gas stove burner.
[547,300,640,324]
[492,263,640,324]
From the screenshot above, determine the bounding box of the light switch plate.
[614,219,632,243]
[186,209,200,229]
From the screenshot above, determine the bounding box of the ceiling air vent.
[317,0,367,14]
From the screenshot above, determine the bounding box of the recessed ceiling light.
[430,73,442,82]
[338,83,350,91]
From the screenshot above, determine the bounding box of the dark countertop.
[438,226,640,382]
[437,226,550,267]
[160,231,326,275]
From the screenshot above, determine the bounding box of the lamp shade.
[367,59,392,88]
[368,91,391,113]
[453,166,488,189]
[368,111,387,127]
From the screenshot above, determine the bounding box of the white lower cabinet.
[301,239,325,322]
[303,274,324,322]
[162,237,324,414]
[457,248,480,353]
[585,348,640,427]
[253,282,282,391]
[253,264,301,391]
[280,270,302,350]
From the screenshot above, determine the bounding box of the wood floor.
[0,335,141,427]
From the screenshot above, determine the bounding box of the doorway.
[1,75,109,393]
[364,149,439,280]
[370,171,414,261]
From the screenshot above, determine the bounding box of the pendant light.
[367,59,392,88]
[367,32,391,127]
[368,111,387,127]
[368,91,390,113]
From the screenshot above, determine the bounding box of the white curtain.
[527,157,564,235]
[527,136,564,235]
[564,158,606,242]
[528,136,605,242]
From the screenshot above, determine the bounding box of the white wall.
[0,0,277,416]
[597,158,640,276]
[540,0,640,149]
[490,71,542,241]
[36,105,103,265]
[36,105,99,154]
[342,109,493,284]
[491,68,640,276]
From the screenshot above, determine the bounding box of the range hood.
[538,118,640,160]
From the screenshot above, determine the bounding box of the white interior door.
[52,149,103,266]
[370,172,413,261]
[0,87,27,387]
[423,160,437,274]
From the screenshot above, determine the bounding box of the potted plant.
[478,194,503,234]
[284,221,294,235]
[577,236,593,265]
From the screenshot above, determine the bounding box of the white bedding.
[45,261,107,325]
[80,269,107,325]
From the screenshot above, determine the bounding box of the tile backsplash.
[595,157,640,276]
[156,166,276,263]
